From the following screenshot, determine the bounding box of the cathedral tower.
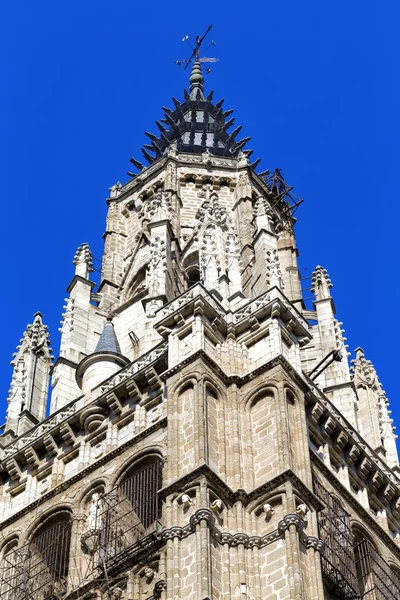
[1,31,400,600]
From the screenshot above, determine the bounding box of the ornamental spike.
[130,157,145,171]
[250,158,261,170]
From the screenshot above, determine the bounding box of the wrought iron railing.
[314,478,359,598]
[0,515,72,599]
[355,538,400,600]
[95,459,162,569]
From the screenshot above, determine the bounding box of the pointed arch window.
[354,531,400,599]
[0,539,19,600]
[98,456,162,566]
[0,511,72,599]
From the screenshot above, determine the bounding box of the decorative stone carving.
[278,514,303,533]
[146,298,164,318]
[58,297,75,334]
[5,312,53,434]
[211,499,223,513]
[180,494,192,509]
[266,249,283,289]
[139,186,173,227]
[87,493,102,530]
[143,567,155,582]
[81,493,103,554]
[109,181,122,198]
[306,536,325,553]
[296,504,309,519]
[311,265,332,301]
[263,503,274,519]
[196,185,228,227]
[79,405,106,433]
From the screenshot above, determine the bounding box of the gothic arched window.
[353,529,400,599]
[29,511,72,598]
[98,456,162,563]
[0,539,19,600]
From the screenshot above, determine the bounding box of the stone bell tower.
[1,28,400,600]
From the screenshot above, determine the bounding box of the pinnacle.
[311,265,333,300]
[11,312,53,366]
[73,242,94,278]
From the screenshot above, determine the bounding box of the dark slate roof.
[129,62,261,173]
[95,321,122,354]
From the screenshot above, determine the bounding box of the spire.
[3,312,53,438]
[128,25,261,171]
[95,320,122,354]
[73,242,94,279]
[189,61,204,100]
[311,265,333,301]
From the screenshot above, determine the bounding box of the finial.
[73,242,94,279]
[190,61,204,98]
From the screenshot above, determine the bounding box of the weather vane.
[175,24,218,74]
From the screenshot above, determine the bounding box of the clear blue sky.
[1,1,399,439]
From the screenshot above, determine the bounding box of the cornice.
[311,451,400,560]
[306,379,400,492]
[0,417,167,529]
[66,275,96,293]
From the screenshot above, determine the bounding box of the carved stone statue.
[87,492,102,530]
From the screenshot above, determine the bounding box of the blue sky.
[1,1,399,439]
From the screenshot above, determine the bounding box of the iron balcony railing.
[314,478,359,598]
[0,515,72,600]
[95,459,162,570]
[355,538,400,600]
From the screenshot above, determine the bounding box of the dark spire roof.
[95,321,122,354]
[129,62,260,173]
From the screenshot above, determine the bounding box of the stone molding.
[161,508,323,552]
[100,342,168,393]
[278,513,303,533]
[306,536,325,553]
[1,400,79,460]
[307,381,400,490]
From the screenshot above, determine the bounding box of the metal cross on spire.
[175,24,219,73]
